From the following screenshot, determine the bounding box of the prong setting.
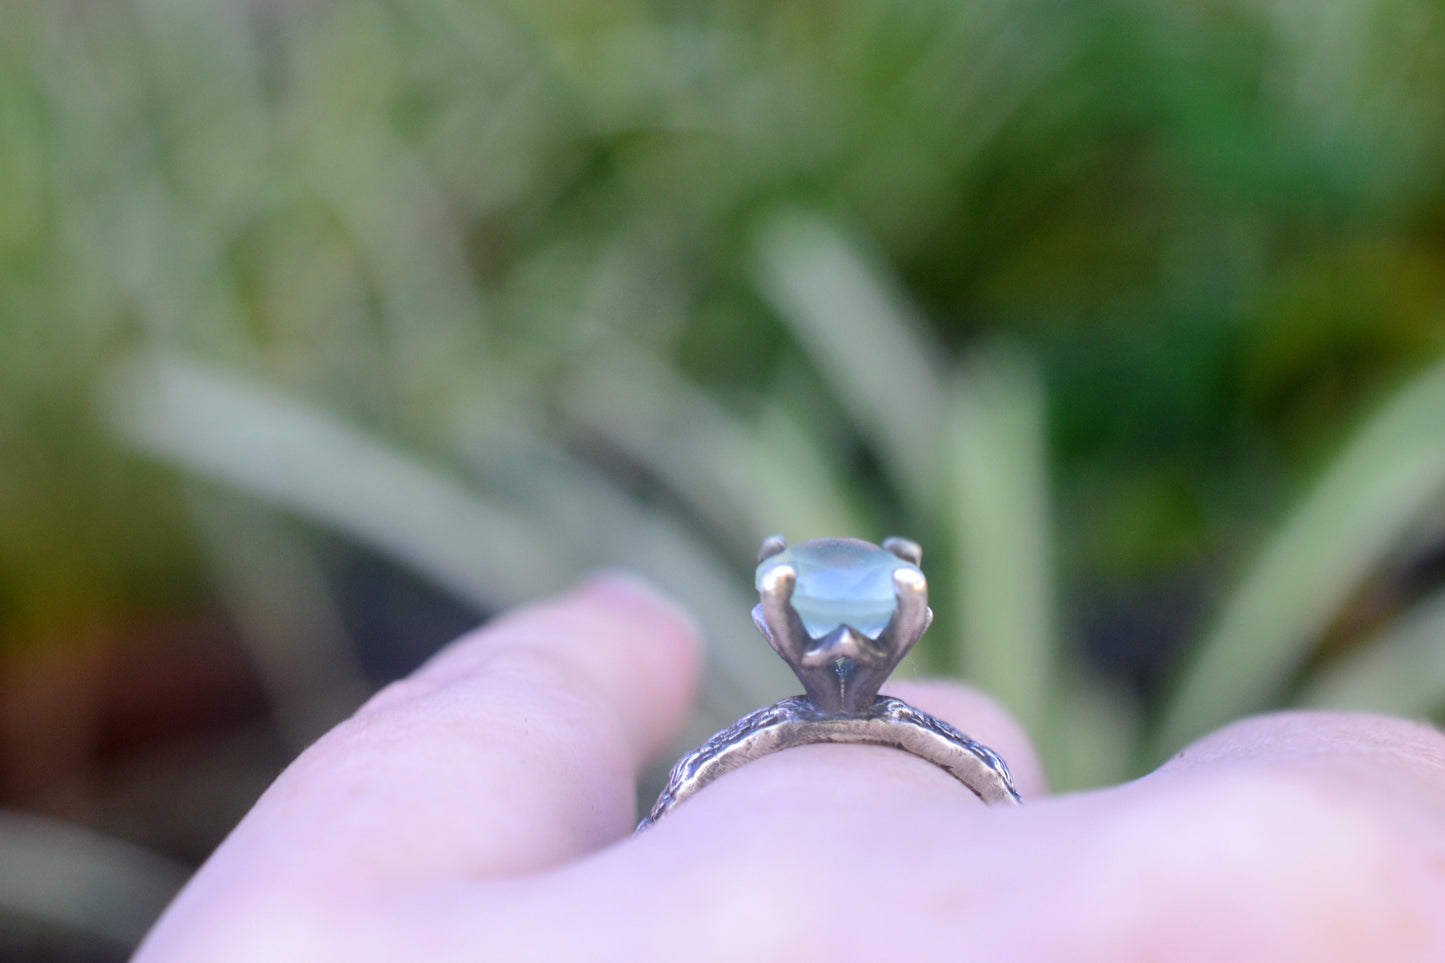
[798,626,890,667]
[753,536,931,715]
[757,534,788,563]
[758,562,796,596]
[882,536,922,566]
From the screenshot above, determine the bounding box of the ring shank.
[637,696,1021,832]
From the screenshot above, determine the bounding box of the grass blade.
[752,210,946,507]
[1043,668,1140,790]
[107,353,793,716]
[560,344,866,555]
[103,354,570,611]
[1151,355,1445,759]
[189,491,373,751]
[1297,586,1445,718]
[942,346,1055,736]
[454,438,797,711]
[0,809,186,951]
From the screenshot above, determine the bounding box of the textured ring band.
[637,694,1020,831]
[637,535,1023,833]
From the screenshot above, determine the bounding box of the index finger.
[136,575,701,959]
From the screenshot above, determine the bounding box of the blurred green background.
[4,0,1445,956]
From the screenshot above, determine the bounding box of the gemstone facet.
[755,537,920,639]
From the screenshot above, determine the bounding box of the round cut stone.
[755,537,920,639]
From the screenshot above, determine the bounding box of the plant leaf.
[0,809,186,950]
[1152,355,1445,759]
[560,344,867,555]
[942,345,1055,736]
[1297,585,1445,718]
[107,353,794,712]
[752,210,946,508]
[103,353,570,610]
[188,491,373,751]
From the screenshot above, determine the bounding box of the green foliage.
[4,0,1445,805]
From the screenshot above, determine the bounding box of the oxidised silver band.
[637,694,1021,832]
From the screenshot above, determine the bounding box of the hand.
[134,576,1445,962]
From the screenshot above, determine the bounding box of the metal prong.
[875,565,929,665]
[756,562,847,712]
[800,626,888,668]
[759,562,796,598]
[893,564,927,596]
[834,565,932,713]
[757,563,809,664]
[757,534,787,563]
[882,536,922,566]
[751,604,773,644]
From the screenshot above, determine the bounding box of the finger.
[450,679,1043,963]
[137,575,700,958]
[963,710,1445,961]
[989,710,1445,961]
[268,573,700,878]
[1158,709,1445,797]
[530,711,1445,963]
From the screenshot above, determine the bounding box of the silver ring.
[638,536,1022,833]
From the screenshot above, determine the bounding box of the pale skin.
[135,575,1445,962]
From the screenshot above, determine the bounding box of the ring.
[637,535,1022,832]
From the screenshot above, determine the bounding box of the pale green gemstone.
[755,537,919,639]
